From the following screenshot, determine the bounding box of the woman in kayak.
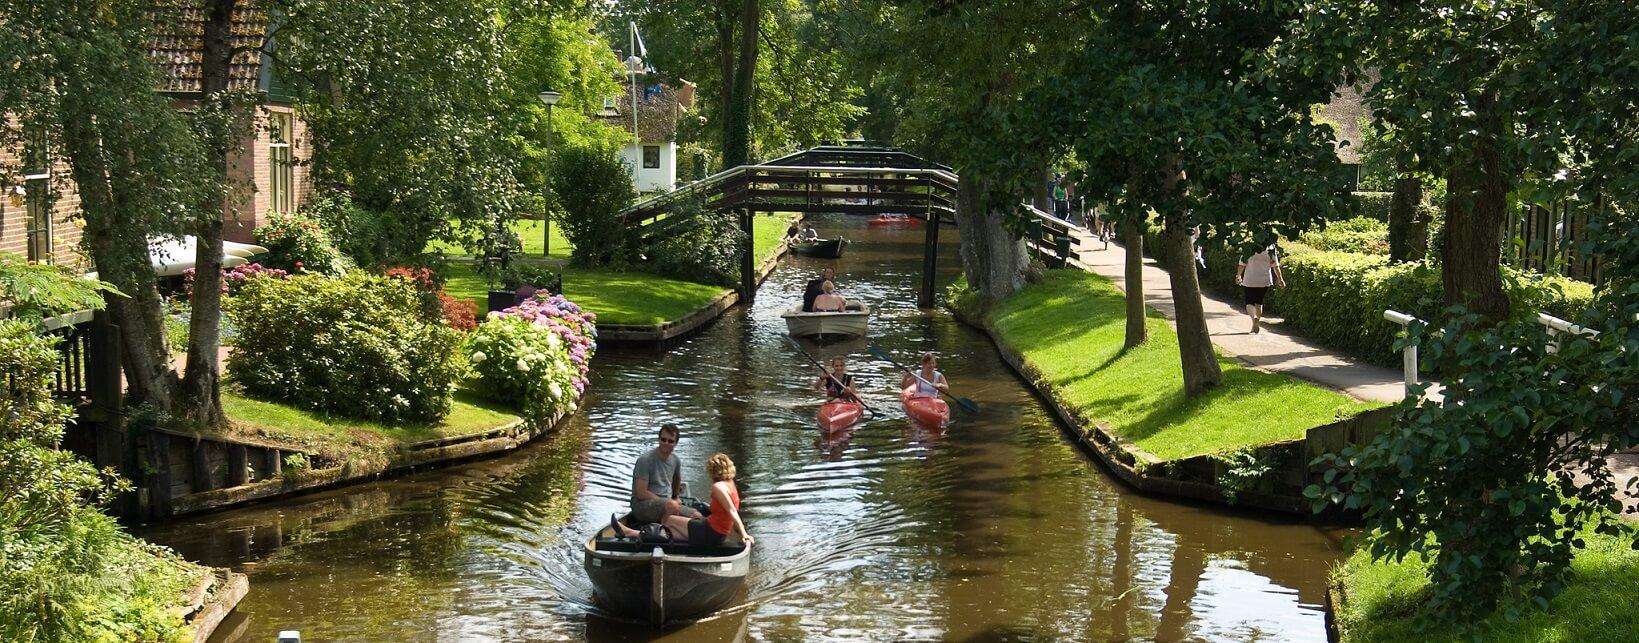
[815,355,859,402]
[811,281,847,312]
[665,453,753,546]
[901,351,949,399]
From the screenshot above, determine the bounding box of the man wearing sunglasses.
[629,423,701,525]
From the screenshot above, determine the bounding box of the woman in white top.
[902,352,949,399]
[1235,245,1285,334]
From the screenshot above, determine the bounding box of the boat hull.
[781,305,870,340]
[900,386,950,428]
[584,523,751,626]
[818,400,864,431]
[867,215,921,227]
[793,238,847,258]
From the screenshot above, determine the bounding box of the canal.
[141,215,1346,641]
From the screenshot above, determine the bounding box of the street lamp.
[537,87,562,257]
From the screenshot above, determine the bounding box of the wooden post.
[191,438,215,493]
[227,443,249,487]
[147,431,173,517]
[262,448,282,480]
[739,208,755,301]
[919,182,940,308]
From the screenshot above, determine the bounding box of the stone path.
[1066,230,1410,404]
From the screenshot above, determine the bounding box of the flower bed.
[467,293,597,423]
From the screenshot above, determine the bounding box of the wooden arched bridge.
[618,145,959,307]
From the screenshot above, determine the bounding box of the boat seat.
[592,538,745,557]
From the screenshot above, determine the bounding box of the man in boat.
[799,225,820,241]
[629,424,701,526]
[802,267,837,312]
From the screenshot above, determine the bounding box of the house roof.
[1318,80,1369,165]
[597,80,695,144]
[147,1,270,95]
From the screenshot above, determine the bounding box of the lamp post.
[537,87,562,257]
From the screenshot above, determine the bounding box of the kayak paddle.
[866,345,980,415]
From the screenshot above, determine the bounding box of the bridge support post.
[740,208,756,302]
[919,205,940,308]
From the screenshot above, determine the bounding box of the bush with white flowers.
[465,293,596,423]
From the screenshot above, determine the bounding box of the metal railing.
[1382,309,1603,397]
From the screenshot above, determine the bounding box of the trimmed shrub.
[466,293,596,423]
[1349,191,1394,221]
[552,145,636,267]
[642,195,746,286]
[253,210,351,274]
[1299,217,1389,255]
[226,272,464,423]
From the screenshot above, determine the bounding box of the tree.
[839,0,1088,304]
[1053,0,1353,396]
[0,0,220,412]
[1311,0,1638,319]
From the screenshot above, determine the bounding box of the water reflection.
[139,215,1342,642]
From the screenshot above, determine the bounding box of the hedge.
[1143,229,1597,365]
[1350,191,1394,221]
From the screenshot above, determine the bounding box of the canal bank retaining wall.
[65,401,578,520]
[599,233,795,345]
[951,306,1394,517]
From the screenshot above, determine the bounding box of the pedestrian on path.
[1235,245,1285,334]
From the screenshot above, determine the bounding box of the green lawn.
[982,269,1377,461]
[223,388,521,446]
[1332,530,1639,642]
[439,212,796,326]
[426,218,574,258]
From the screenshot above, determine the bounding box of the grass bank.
[1332,530,1639,642]
[218,387,522,467]
[439,212,795,326]
[966,269,1377,461]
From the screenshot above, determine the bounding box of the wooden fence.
[1504,198,1607,285]
[1023,204,1081,269]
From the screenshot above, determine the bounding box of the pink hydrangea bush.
[465,292,597,423]
[183,262,290,296]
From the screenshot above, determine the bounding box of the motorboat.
[584,516,751,626]
[781,303,870,340]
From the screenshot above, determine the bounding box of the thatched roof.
[1318,79,1371,165]
[597,80,695,144]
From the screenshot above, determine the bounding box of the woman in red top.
[664,453,753,547]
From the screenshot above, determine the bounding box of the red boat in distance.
[867,213,921,227]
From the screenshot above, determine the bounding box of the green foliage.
[254,210,351,274]
[1349,192,1394,222]
[300,187,391,267]
[1210,447,1281,505]
[0,253,120,321]
[1299,217,1389,255]
[1309,212,1639,627]
[226,272,465,423]
[641,194,746,286]
[0,320,198,642]
[551,145,636,267]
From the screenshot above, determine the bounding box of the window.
[642,145,661,169]
[22,127,51,263]
[268,112,294,213]
[603,96,617,110]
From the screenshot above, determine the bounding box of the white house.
[598,80,695,194]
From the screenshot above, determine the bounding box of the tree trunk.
[714,1,736,167]
[180,0,237,429]
[954,173,1030,302]
[1387,172,1424,262]
[1122,217,1148,349]
[1440,90,1510,320]
[720,0,758,168]
[58,97,178,411]
[1161,214,1221,396]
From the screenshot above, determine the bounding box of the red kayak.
[818,399,865,432]
[900,385,950,428]
[867,214,921,226]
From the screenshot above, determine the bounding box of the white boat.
[781,303,870,340]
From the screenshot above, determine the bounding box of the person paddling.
[816,355,859,402]
[901,351,949,399]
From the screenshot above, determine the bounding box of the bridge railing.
[1021,203,1082,269]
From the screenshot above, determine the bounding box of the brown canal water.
[140,215,1346,641]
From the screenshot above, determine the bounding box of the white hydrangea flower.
[546,333,561,349]
[471,351,487,363]
[517,358,530,372]
[549,382,563,400]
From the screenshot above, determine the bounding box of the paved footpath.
[1066,230,1407,403]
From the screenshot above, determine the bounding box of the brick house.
[0,1,311,266]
